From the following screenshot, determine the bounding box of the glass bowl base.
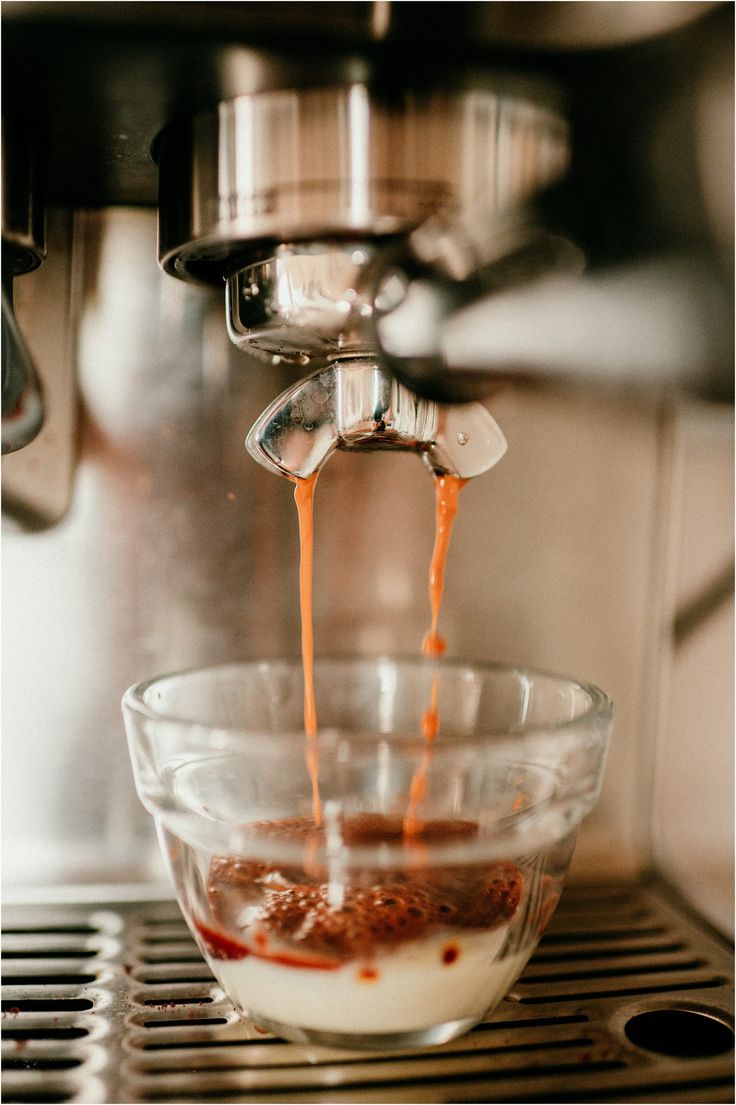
[246,1012,483,1051]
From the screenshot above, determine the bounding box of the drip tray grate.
[2,882,733,1103]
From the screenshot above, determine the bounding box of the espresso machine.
[2,3,733,1102]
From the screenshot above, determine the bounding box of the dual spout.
[246,355,507,481]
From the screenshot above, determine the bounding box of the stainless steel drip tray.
[2,881,733,1104]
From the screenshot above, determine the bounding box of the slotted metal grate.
[2,882,733,1104]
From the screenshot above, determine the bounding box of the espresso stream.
[291,473,321,826]
[405,474,467,834]
[293,471,467,834]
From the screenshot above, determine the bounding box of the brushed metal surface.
[158,85,568,283]
[2,883,732,1103]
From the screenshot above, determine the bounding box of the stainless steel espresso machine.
[2,4,733,1102]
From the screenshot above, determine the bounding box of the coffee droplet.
[457,432,469,446]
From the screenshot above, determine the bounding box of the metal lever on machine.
[370,203,732,403]
[369,208,586,403]
[245,355,507,481]
[2,119,46,455]
[2,269,44,454]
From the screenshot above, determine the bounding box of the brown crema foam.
[204,814,524,965]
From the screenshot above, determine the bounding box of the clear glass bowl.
[122,657,611,1050]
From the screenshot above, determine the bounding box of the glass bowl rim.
[122,654,613,750]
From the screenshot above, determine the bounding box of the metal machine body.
[2,3,733,1101]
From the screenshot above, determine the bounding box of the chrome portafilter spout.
[245,355,507,481]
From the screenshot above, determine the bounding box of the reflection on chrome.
[246,357,507,481]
